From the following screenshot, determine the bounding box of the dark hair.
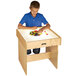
[30,1,40,8]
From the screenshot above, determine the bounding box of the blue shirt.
[19,12,48,27]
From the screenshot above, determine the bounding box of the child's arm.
[18,23,37,30]
[36,23,51,33]
[40,23,51,30]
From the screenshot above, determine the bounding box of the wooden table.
[16,27,61,75]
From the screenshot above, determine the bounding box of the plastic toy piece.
[44,31,48,35]
[30,31,42,36]
[44,31,46,32]
[35,30,37,32]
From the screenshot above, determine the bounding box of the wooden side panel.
[16,29,27,48]
[46,46,58,68]
[18,40,27,75]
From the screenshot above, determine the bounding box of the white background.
[0,0,76,76]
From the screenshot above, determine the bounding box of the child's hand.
[35,29,43,33]
[32,26,37,30]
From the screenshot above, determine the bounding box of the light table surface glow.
[18,28,58,42]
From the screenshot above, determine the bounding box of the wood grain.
[18,40,27,75]
[46,45,58,68]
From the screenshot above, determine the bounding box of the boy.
[18,1,51,55]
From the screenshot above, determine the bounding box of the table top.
[18,28,58,42]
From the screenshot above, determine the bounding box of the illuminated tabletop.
[18,28,58,42]
[16,27,61,75]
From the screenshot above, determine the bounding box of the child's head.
[30,1,40,17]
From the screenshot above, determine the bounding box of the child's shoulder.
[37,13,43,16]
[24,12,30,16]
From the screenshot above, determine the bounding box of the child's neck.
[30,12,37,18]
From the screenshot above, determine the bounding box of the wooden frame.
[16,27,61,75]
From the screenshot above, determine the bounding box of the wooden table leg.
[18,40,27,75]
[46,45,58,68]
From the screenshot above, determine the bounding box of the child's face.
[30,7,39,17]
